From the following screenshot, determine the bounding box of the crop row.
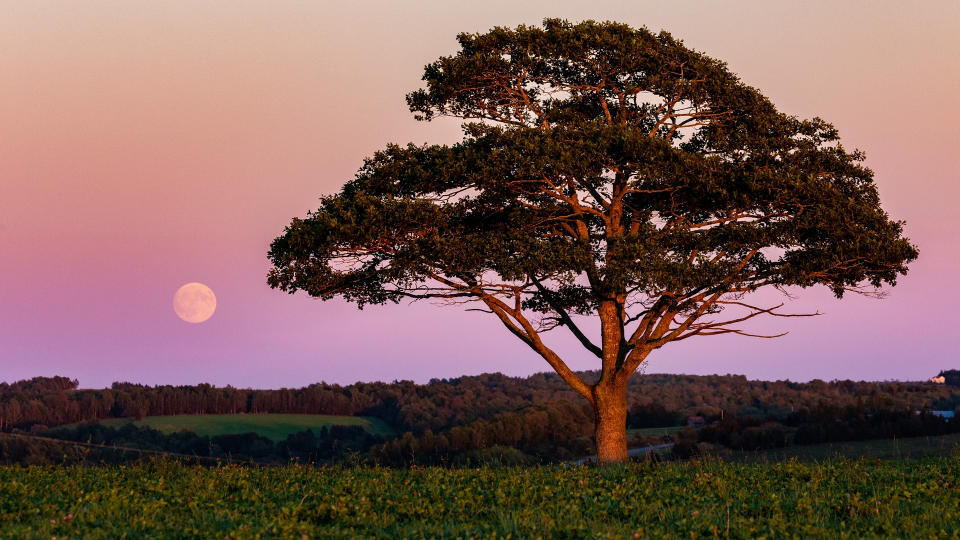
[1,457,959,538]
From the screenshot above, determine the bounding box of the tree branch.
[531,276,603,358]
[480,294,594,403]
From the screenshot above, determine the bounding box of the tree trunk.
[592,381,629,465]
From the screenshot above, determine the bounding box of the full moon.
[173,282,217,323]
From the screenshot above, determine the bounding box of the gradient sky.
[1,1,958,389]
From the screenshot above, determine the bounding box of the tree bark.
[592,381,629,464]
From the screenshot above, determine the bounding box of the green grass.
[627,425,684,438]
[73,414,395,441]
[1,458,959,538]
[733,432,960,462]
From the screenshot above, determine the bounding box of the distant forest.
[2,371,959,465]
[4,371,960,433]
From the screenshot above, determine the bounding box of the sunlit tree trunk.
[592,380,629,464]
[593,299,629,464]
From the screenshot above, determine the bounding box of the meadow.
[68,414,395,441]
[734,432,960,463]
[626,426,684,438]
[2,457,958,539]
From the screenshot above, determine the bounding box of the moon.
[173,282,217,323]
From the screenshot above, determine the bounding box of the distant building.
[937,370,960,386]
[930,375,946,384]
[686,416,705,427]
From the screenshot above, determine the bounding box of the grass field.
[627,426,684,438]
[734,432,960,462]
[1,458,958,538]
[75,414,395,441]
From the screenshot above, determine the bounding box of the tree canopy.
[268,19,917,463]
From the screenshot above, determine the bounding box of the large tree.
[268,20,917,464]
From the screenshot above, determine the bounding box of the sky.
[1,1,958,389]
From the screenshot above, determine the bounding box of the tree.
[267,19,917,464]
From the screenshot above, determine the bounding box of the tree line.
[0,422,381,466]
[2,372,958,465]
[3,372,959,435]
[671,404,960,459]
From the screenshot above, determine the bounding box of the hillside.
[3,372,960,435]
[3,372,960,466]
[64,414,395,441]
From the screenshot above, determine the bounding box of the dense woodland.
[4,372,960,433]
[1,372,958,465]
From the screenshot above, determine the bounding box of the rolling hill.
[68,414,395,441]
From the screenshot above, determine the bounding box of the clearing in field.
[84,414,395,440]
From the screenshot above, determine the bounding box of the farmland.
[734,432,960,462]
[627,426,684,438]
[2,458,959,538]
[61,414,395,441]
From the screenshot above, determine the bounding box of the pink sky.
[1,1,958,388]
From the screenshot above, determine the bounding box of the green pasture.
[79,414,395,440]
[734,432,960,462]
[627,425,684,439]
[1,458,959,538]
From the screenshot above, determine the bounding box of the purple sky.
[1,2,958,388]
